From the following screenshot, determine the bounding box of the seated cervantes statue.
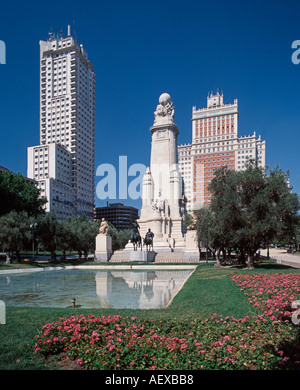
[99,218,109,235]
[152,192,165,214]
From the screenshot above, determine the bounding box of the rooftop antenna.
[73,11,77,41]
[48,26,54,40]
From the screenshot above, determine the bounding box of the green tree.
[68,215,99,260]
[294,218,300,251]
[36,213,62,262]
[0,211,32,263]
[0,171,47,216]
[183,213,194,229]
[117,229,132,250]
[194,208,213,264]
[206,166,239,265]
[106,222,119,252]
[57,218,74,261]
[208,162,300,268]
[78,215,99,260]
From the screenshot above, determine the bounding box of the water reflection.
[95,270,192,309]
[0,269,193,309]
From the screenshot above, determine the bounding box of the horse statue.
[143,228,154,251]
[130,221,142,251]
[131,232,142,251]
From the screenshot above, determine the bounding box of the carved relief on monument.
[153,93,175,125]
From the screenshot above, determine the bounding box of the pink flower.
[224,357,236,364]
[214,341,223,347]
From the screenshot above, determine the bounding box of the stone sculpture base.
[94,234,112,262]
[184,230,199,261]
[130,250,155,262]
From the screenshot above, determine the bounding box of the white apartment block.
[27,143,74,218]
[28,26,95,219]
[178,92,266,211]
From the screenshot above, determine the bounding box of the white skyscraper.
[27,26,95,219]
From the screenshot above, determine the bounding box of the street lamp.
[30,223,37,262]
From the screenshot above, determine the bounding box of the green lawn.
[0,262,298,370]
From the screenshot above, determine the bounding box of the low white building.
[27,142,74,219]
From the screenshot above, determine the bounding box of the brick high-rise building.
[178,92,266,211]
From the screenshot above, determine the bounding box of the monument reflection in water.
[96,270,193,309]
[0,269,193,309]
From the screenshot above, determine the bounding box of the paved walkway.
[260,248,300,269]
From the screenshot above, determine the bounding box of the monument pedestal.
[130,250,155,262]
[94,234,112,262]
[184,230,199,261]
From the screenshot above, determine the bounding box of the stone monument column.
[137,93,185,250]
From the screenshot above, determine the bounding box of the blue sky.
[0,0,299,210]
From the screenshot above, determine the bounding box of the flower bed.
[229,273,300,323]
[35,312,299,370]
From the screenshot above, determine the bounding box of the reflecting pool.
[0,268,194,309]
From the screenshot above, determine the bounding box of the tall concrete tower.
[27,26,95,219]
